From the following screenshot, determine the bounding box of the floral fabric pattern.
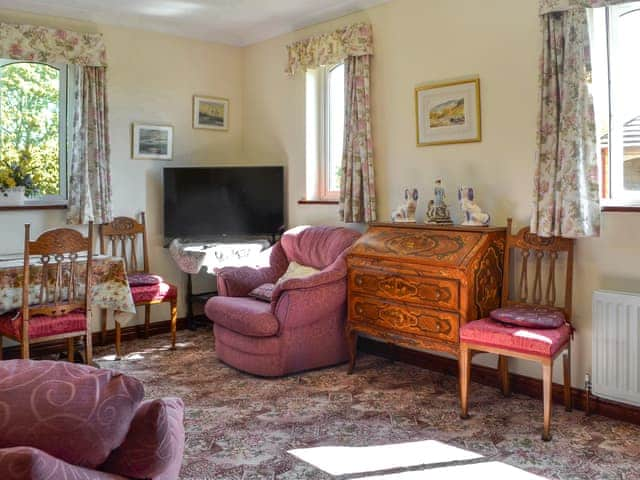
[531,8,600,238]
[0,22,107,67]
[0,255,135,322]
[539,0,633,15]
[67,66,113,225]
[169,239,270,275]
[340,54,377,223]
[285,23,373,76]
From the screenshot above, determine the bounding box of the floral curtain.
[531,8,600,238]
[0,23,106,66]
[339,55,376,223]
[285,23,373,76]
[67,66,113,224]
[539,0,634,14]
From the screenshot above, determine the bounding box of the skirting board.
[2,321,638,426]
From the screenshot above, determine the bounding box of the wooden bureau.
[346,223,506,372]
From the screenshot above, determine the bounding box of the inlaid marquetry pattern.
[474,241,504,318]
[350,270,458,310]
[351,297,456,342]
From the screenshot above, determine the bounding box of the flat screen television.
[163,166,284,244]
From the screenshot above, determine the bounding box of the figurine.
[391,188,418,223]
[425,179,453,224]
[458,186,490,226]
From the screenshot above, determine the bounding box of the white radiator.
[592,290,640,407]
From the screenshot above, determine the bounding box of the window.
[0,60,70,202]
[305,63,344,201]
[591,3,640,205]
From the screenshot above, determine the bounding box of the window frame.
[0,59,70,205]
[305,63,344,202]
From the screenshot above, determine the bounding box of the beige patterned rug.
[94,330,640,479]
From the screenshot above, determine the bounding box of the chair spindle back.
[99,213,149,274]
[502,218,575,321]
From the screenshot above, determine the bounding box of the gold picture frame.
[415,77,481,146]
[193,95,229,131]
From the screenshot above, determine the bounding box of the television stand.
[169,238,271,329]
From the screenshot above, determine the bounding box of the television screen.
[163,166,284,243]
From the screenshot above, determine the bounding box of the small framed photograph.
[132,123,173,160]
[193,95,229,130]
[415,77,481,146]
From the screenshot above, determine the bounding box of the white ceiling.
[0,0,390,46]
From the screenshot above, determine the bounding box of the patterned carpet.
[94,330,640,480]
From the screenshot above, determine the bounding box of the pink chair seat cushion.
[100,398,185,479]
[127,273,163,287]
[0,360,144,469]
[490,305,566,329]
[0,447,127,480]
[460,318,571,357]
[0,311,86,340]
[248,283,275,302]
[131,281,177,304]
[205,296,279,337]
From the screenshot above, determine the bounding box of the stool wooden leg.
[346,330,358,374]
[144,305,151,339]
[85,331,93,365]
[170,299,177,350]
[499,355,511,397]
[100,309,107,345]
[115,321,122,359]
[542,359,553,441]
[67,338,75,362]
[459,343,471,419]
[563,347,572,412]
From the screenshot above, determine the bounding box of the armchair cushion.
[205,296,279,337]
[276,261,320,284]
[0,360,144,469]
[248,283,275,302]
[0,447,127,480]
[100,397,185,480]
[490,305,566,329]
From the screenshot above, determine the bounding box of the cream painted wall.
[0,9,245,331]
[242,0,640,388]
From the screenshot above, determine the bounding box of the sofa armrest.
[216,243,288,297]
[100,398,185,480]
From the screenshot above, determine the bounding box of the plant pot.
[0,186,25,206]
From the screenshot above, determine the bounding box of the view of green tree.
[0,62,61,196]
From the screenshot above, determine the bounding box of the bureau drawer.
[349,295,459,343]
[349,268,459,311]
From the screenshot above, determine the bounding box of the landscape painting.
[415,77,481,146]
[193,95,229,130]
[132,123,173,160]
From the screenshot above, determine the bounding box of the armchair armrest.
[216,243,288,297]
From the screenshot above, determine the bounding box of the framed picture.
[415,77,481,146]
[132,123,173,160]
[193,95,229,130]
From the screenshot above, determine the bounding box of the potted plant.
[0,150,40,206]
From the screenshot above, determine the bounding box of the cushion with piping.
[248,283,275,302]
[490,305,566,329]
[276,261,320,285]
[127,273,163,287]
[0,360,144,469]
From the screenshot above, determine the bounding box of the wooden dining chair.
[0,224,94,363]
[458,218,575,441]
[99,213,178,357]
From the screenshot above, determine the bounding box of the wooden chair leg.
[498,355,511,397]
[170,300,177,350]
[67,338,75,362]
[85,329,93,365]
[0,336,3,360]
[542,359,553,441]
[563,347,572,412]
[21,340,29,360]
[346,330,358,374]
[115,321,122,359]
[100,309,107,345]
[459,343,471,419]
[144,304,151,339]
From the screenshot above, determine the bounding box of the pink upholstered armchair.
[205,226,361,377]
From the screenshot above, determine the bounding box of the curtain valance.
[540,0,633,15]
[0,22,106,66]
[285,23,372,76]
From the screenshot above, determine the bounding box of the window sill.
[298,199,339,205]
[0,202,67,212]
[601,205,640,212]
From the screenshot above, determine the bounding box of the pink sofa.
[0,360,185,480]
[205,226,361,377]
